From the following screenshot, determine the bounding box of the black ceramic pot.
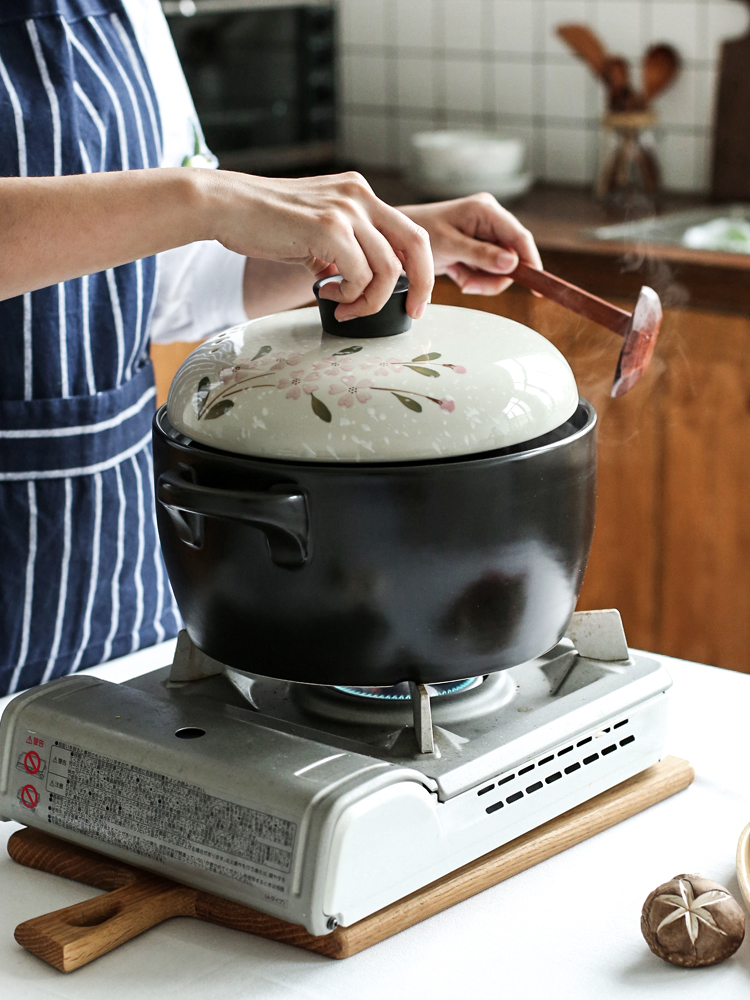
[153,399,597,686]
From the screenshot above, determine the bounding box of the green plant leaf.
[411,352,441,362]
[205,400,234,419]
[251,345,272,362]
[405,365,440,378]
[392,392,422,413]
[311,394,332,422]
[333,346,363,356]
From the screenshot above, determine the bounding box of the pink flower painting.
[358,356,405,376]
[328,377,373,407]
[313,355,359,377]
[199,344,465,424]
[277,370,320,400]
[218,367,248,385]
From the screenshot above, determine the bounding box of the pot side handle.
[157,470,309,569]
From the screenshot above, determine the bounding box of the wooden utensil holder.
[596,111,660,202]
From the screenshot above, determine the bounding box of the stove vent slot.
[614,718,629,729]
[481,731,638,817]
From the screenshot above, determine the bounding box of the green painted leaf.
[205,400,234,419]
[193,376,211,414]
[392,392,422,413]
[311,394,332,423]
[405,365,440,378]
[333,346,363,356]
[251,345,272,362]
[411,352,441,362]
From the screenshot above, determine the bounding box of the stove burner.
[334,678,480,701]
[291,670,515,730]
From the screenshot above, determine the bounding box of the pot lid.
[167,286,579,463]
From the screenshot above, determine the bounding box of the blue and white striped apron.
[0,0,179,696]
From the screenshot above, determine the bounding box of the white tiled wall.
[337,0,749,192]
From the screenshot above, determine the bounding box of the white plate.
[412,170,534,203]
[736,820,750,911]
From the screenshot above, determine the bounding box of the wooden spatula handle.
[14,878,197,973]
[511,261,632,338]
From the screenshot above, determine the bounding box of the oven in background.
[161,0,337,174]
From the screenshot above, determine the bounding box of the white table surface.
[2,643,750,999]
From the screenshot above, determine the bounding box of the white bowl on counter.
[410,130,532,202]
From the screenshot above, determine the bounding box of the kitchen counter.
[368,173,750,313]
[1,644,750,998]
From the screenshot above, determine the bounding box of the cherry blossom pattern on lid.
[170,302,581,463]
[194,345,466,424]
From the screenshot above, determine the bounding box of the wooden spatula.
[510,262,662,397]
[642,44,681,103]
[556,24,609,78]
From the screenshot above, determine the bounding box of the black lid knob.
[313,274,412,338]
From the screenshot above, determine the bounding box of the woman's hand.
[0,169,434,320]
[399,193,542,295]
[204,170,434,321]
[0,171,535,316]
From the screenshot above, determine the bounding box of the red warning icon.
[23,750,41,775]
[20,785,39,809]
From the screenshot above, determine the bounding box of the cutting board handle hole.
[67,902,120,927]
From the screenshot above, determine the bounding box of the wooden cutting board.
[711,3,750,201]
[9,755,694,973]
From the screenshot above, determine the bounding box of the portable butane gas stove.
[0,610,671,937]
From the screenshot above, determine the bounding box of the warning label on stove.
[43,741,297,899]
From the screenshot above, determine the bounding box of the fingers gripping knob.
[314,275,412,338]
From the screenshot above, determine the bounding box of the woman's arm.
[242,258,317,319]
[0,169,201,298]
[0,168,433,320]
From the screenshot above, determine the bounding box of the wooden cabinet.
[431,278,750,673]
[151,341,198,408]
